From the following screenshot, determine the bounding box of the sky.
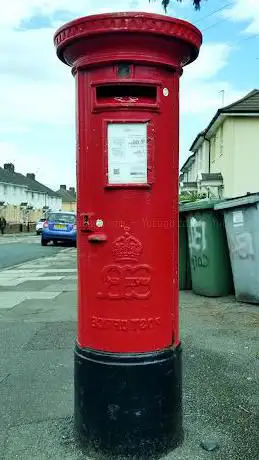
[0,0,258,190]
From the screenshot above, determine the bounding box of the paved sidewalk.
[0,233,39,244]
[1,231,36,237]
[0,250,258,460]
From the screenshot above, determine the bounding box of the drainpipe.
[204,135,211,174]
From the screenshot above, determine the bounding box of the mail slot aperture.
[96,84,157,104]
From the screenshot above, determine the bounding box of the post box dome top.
[54,12,202,70]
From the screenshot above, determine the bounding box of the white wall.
[231,117,259,197]
[210,119,232,197]
[0,182,27,205]
[183,138,210,184]
[48,196,62,210]
[193,140,210,180]
[210,116,259,197]
[186,115,259,199]
[0,182,62,211]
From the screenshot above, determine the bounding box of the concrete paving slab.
[0,279,33,286]
[0,291,62,309]
[51,290,77,305]
[0,298,77,323]
[0,271,41,277]
[10,276,64,282]
[36,258,73,263]
[9,268,77,273]
[0,280,55,292]
[14,262,49,268]
[54,258,77,262]
[43,283,77,292]
[16,262,75,269]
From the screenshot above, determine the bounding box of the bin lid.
[214,193,259,211]
[179,198,223,213]
[179,200,192,208]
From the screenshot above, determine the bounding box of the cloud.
[180,40,248,159]
[0,0,249,187]
[179,75,247,157]
[2,0,165,28]
[223,0,259,34]
[183,43,232,81]
[180,42,244,115]
[0,0,167,189]
[0,132,76,191]
[0,0,165,134]
[180,80,246,115]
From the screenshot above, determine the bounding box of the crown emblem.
[112,227,142,262]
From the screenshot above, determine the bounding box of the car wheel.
[41,239,48,246]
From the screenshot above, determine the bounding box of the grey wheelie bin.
[215,194,259,304]
[182,199,233,297]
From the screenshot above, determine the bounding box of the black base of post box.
[74,343,183,459]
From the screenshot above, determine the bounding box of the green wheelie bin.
[179,207,192,290]
[181,199,233,297]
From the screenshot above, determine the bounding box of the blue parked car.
[41,211,77,246]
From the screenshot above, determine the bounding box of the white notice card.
[108,123,148,184]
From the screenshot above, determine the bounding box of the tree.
[155,1,204,12]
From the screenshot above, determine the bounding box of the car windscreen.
[48,213,76,224]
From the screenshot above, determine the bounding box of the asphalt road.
[0,242,62,269]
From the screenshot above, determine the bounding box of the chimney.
[4,163,15,173]
[27,173,35,180]
[60,185,66,190]
[69,187,75,194]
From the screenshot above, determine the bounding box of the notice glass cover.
[108,123,148,185]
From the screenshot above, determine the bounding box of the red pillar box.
[54,12,202,458]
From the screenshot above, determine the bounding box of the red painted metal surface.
[54,12,202,353]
